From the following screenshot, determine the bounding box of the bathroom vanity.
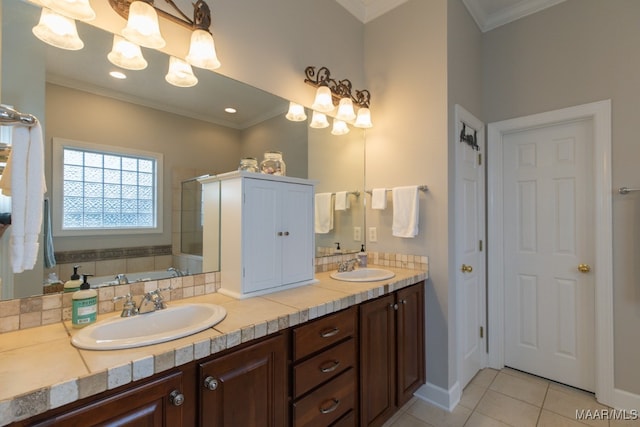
[3,269,426,427]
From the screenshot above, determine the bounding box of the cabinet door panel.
[199,334,287,427]
[243,179,282,292]
[396,283,425,406]
[359,294,396,427]
[280,182,314,284]
[30,372,183,427]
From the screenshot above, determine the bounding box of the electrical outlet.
[353,226,361,241]
[368,227,378,242]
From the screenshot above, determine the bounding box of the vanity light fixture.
[331,119,350,136]
[309,111,330,129]
[40,0,96,21]
[165,56,198,87]
[108,35,148,70]
[121,0,166,49]
[109,0,221,70]
[285,102,307,122]
[32,8,84,51]
[304,66,373,130]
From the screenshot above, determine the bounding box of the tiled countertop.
[0,267,427,425]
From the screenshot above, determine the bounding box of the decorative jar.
[260,151,286,176]
[238,157,259,172]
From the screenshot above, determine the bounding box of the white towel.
[371,188,387,210]
[334,191,350,211]
[0,122,46,272]
[314,193,334,233]
[392,186,419,238]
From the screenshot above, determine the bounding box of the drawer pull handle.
[319,398,340,414]
[320,327,340,338]
[319,360,341,373]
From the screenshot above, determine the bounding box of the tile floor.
[383,368,640,427]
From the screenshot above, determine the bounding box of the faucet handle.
[113,293,138,317]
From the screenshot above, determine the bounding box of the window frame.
[52,137,164,237]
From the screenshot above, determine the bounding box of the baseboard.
[612,388,640,411]
[413,380,461,412]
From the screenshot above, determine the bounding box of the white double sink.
[72,268,395,351]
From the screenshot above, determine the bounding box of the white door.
[502,119,595,391]
[455,105,486,388]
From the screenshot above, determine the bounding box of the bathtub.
[90,269,184,288]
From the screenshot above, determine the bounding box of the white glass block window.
[53,138,163,236]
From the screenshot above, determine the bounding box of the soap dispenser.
[334,242,342,254]
[64,265,82,293]
[357,244,368,267]
[72,275,97,328]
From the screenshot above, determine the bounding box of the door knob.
[461,264,473,273]
[577,264,591,273]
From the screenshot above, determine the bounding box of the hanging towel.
[2,122,46,273]
[392,186,419,238]
[43,198,56,269]
[314,193,334,233]
[334,191,350,211]
[371,188,387,210]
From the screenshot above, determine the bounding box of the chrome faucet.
[137,287,170,314]
[112,294,138,317]
[167,267,184,277]
[337,258,360,272]
[115,274,129,285]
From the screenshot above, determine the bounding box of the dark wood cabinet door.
[396,282,425,406]
[28,371,184,427]
[359,294,396,427]
[199,334,288,427]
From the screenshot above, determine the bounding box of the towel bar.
[365,185,428,195]
[618,187,640,195]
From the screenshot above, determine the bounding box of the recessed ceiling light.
[225,107,237,114]
[109,71,127,79]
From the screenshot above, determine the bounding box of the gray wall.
[482,0,640,395]
[364,0,450,391]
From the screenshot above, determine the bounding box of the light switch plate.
[353,226,361,241]
[368,227,377,242]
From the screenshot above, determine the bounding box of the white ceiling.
[336,0,566,31]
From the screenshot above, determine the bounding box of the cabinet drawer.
[293,338,356,398]
[293,306,356,360]
[292,368,356,427]
[331,409,356,427]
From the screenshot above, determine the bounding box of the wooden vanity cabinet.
[17,370,187,427]
[359,282,425,427]
[291,306,358,427]
[198,333,289,427]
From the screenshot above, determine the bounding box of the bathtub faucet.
[167,267,185,277]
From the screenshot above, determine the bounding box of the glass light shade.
[311,86,334,113]
[354,107,373,128]
[336,98,356,122]
[331,119,350,136]
[122,0,166,49]
[165,56,198,87]
[285,102,307,122]
[309,111,329,129]
[40,0,95,21]
[186,29,221,70]
[108,35,147,70]
[32,8,84,51]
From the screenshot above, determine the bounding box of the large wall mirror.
[0,0,365,301]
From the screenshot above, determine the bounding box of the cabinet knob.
[284,231,290,236]
[319,327,340,338]
[277,231,283,236]
[203,376,219,391]
[169,390,185,407]
[319,398,341,415]
[390,303,398,310]
[319,360,341,373]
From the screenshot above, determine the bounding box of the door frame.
[454,104,486,390]
[487,100,614,405]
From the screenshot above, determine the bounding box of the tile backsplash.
[0,251,427,334]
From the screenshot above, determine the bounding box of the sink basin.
[330,268,395,282]
[71,303,227,350]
